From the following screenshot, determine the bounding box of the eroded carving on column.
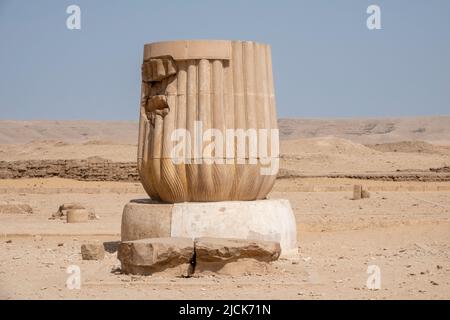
[141,57,177,122]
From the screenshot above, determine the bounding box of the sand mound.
[365,141,450,154]
[281,137,379,156]
[0,141,136,162]
[0,120,138,145]
[278,116,450,144]
[1,116,450,145]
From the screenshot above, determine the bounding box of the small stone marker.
[353,185,362,200]
[67,209,89,223]
[53,203,84,219]
[52,203,97,221]
[353,185,370,200]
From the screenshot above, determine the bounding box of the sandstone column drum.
[137,40,279,203]
[120,40,297,258]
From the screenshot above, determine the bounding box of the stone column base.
[121,199,298,256]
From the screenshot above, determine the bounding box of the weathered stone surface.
[118,237,194,276]
[121,199,172,241]
[195,237,281,263]
[67,209,89,223]
[0,202,33,214]
[194,237,281,275]
[138,40,279,202]
[81,242,105,260]
[171,200,297,256]
[142,57,177,82]
[121,199,298,256]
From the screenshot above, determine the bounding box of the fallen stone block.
[194,237,281,275]
[81,242,105,260]
[118,237,194,276]
[0,202,33,215]
[67,209,89,223]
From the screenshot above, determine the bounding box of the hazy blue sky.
[0,0,449,120]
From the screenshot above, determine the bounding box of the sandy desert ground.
[0,117,449,299]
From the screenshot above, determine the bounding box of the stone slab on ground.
[194,237,281,275]
[121,199,297,256]
[117,237,194,276]
[117,237,282,276]
[195,237,281,262]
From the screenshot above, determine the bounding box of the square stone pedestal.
[121,199,298,257]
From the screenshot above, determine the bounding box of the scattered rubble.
[51,203,98,221]
[0,159,139,181]
[430,166,450,173]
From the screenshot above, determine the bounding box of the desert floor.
[0,118,449,299]
[0,178,449,299]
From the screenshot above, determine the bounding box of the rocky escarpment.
[0,158,139,181]
[1,159,450,182]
